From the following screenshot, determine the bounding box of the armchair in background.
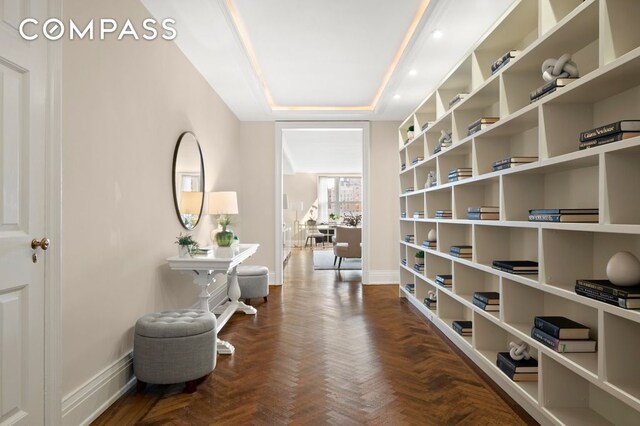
[333,226,362,269]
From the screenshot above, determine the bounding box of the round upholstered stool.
[237,265,269,304]
[133,309,216,393]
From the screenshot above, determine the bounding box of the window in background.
[317,176,362,222]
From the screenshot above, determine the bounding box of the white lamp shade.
[208,191,238,215]
[180,191,203,214]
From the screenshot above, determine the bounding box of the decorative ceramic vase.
[606,251,640,286]
[215,230,234,247]
[407,131,415,140]
[178,245,190,258]
[427,229,436,241]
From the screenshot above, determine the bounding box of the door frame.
[274,121,371,285]
[44,0,63,421]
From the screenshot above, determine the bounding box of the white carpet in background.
[313,250,362,270]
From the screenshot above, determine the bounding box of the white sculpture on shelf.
[509,341,531,361]
[427,229,436,241]
[428,290,437,301]
[606,251,640,287]
[425,171,436,188]
[541,53,579,82]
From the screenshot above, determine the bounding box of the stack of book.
[194,246,214,256]
[404,234,415,243]
[435,209,452,219]
[400,163,406,171]
[400,212,407,218]
[422,239,437,250]
[531,316,596,353]
[423,296,437,310]
[575,279,640,309]
[496,352,538,382]
[449,93,468,109]
[413,211,425,219]
[452,320,472,337]
[401,258,407,266]
[468,117,499,136]
[413,257,425,272]
[492,260,538,275]
[528,208,599,223]
[421,121,434,132]
[530,77,578,103]
[412,156,424,165]
[450,245,472,259]
[448,168,472,182]
[467,206,499,220]
[492,156,537,172]
[491,50,520,74]
[579,120,640,150]
[435,274,452,288]
[434,130,453,154]
[473,291,499,311]
[404,283,415,294]
[403,186,414,193]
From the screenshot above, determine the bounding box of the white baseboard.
[61,285,229,425]
[365,270,399,285]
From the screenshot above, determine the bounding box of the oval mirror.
[172,131,205,230]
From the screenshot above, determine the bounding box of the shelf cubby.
[400,171,415,195]
[452,177,499,220]
[601,0,640,65]
[436,56,473,117]
[603,142,640,225]
[424,112,453,155]
[454,263,500,313]
[471,0,538,86]
[474,313,539,402]
[399,198,407,220]
[425,188,451,220]
[542,355,640,425]
[437,145,472,186]
[400,265,413,286]
[539,0,588,36]
[438,292,473,346]
[415,95,437,132]
[603,312,640,403]
[474,225,538,269]
[502,278,599,376]
[400,221,415,242]
[438,223,472,258]
[415,275,437,302]
[406,193,424,219]
[502,158,600,221]
[406,136,426,166]
[414,159,437,192]
[425,252,451,285]
[542,229,640,293]
[473,107,539,176]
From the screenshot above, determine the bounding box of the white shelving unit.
[397,1,640,424]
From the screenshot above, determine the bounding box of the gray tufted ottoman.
[237,265,269,304]
[133,309,217,393]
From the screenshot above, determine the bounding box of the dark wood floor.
[94,248,536,425]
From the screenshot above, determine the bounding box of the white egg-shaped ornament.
[606,251,640,287]
[427,229,436,241]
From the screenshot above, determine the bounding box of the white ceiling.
[142,0,516,121]
[282,129,363,174]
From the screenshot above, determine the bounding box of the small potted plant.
[328,212,341,224]
[415,250,425,266]
[407,125,415,140]
[175,233,199,257]
[341,212,362,227]
[306,205,318,226]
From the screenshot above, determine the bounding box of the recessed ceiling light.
[393,94,401,100]
[409,69,418,76]
[432,29,443,39]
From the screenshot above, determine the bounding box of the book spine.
[473,294,497,304]
[492,162,513,171]
[529,87,556,103]
[575,286,622,307]
[472,298,488,310]
[531,327,560,351]
[533,318,562,338]
[576,280,632,298]
[580,122,622,142]
[491,56,511,74]
[496,358,517,379]
[528,214,561,222]
[579,132,627,150]
[529,80,558,100]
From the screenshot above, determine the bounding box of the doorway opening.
[275,122,370,285]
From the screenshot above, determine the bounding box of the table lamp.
[208,191,238,247]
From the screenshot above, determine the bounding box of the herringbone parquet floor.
[94,249,537,425]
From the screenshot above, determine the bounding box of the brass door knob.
[31,238,50,250]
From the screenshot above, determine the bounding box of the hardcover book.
[467,206,499,213]
[496,358,538,382]
[491,50,520,74]
[448,93,469,108]
[452,320,472,331]
[529,77,579,100]
[580,120,640,142]
[575,285,640,309]
[533,316,590,339]
[528,214,599,223]
[473,292,500,304]
[467,123,494,136]
[529,87,557,103]
[467,117,499,129]
[579,132,640,150]
[492,157,538,167]
[575,279,640,299]
[473,297,499,311]
[531,327,596,353]
[468,212,499,220]
[528,208,598,215]
[496,352,538,373]
[492,260,538,271]
[450,245,472,254]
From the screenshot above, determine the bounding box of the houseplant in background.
[342,212,362,227]
[328,213,341,224]
[306,205,318,226]
[175,233,199,257]
[407,125,415,140]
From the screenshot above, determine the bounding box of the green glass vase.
[215,230,234,247]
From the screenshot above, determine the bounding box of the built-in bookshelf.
[398,1,640,424]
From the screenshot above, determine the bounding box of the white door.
[0,0,48,424]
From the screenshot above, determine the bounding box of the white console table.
[167,243,259,355]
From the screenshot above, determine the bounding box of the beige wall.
[62,0,241,396]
